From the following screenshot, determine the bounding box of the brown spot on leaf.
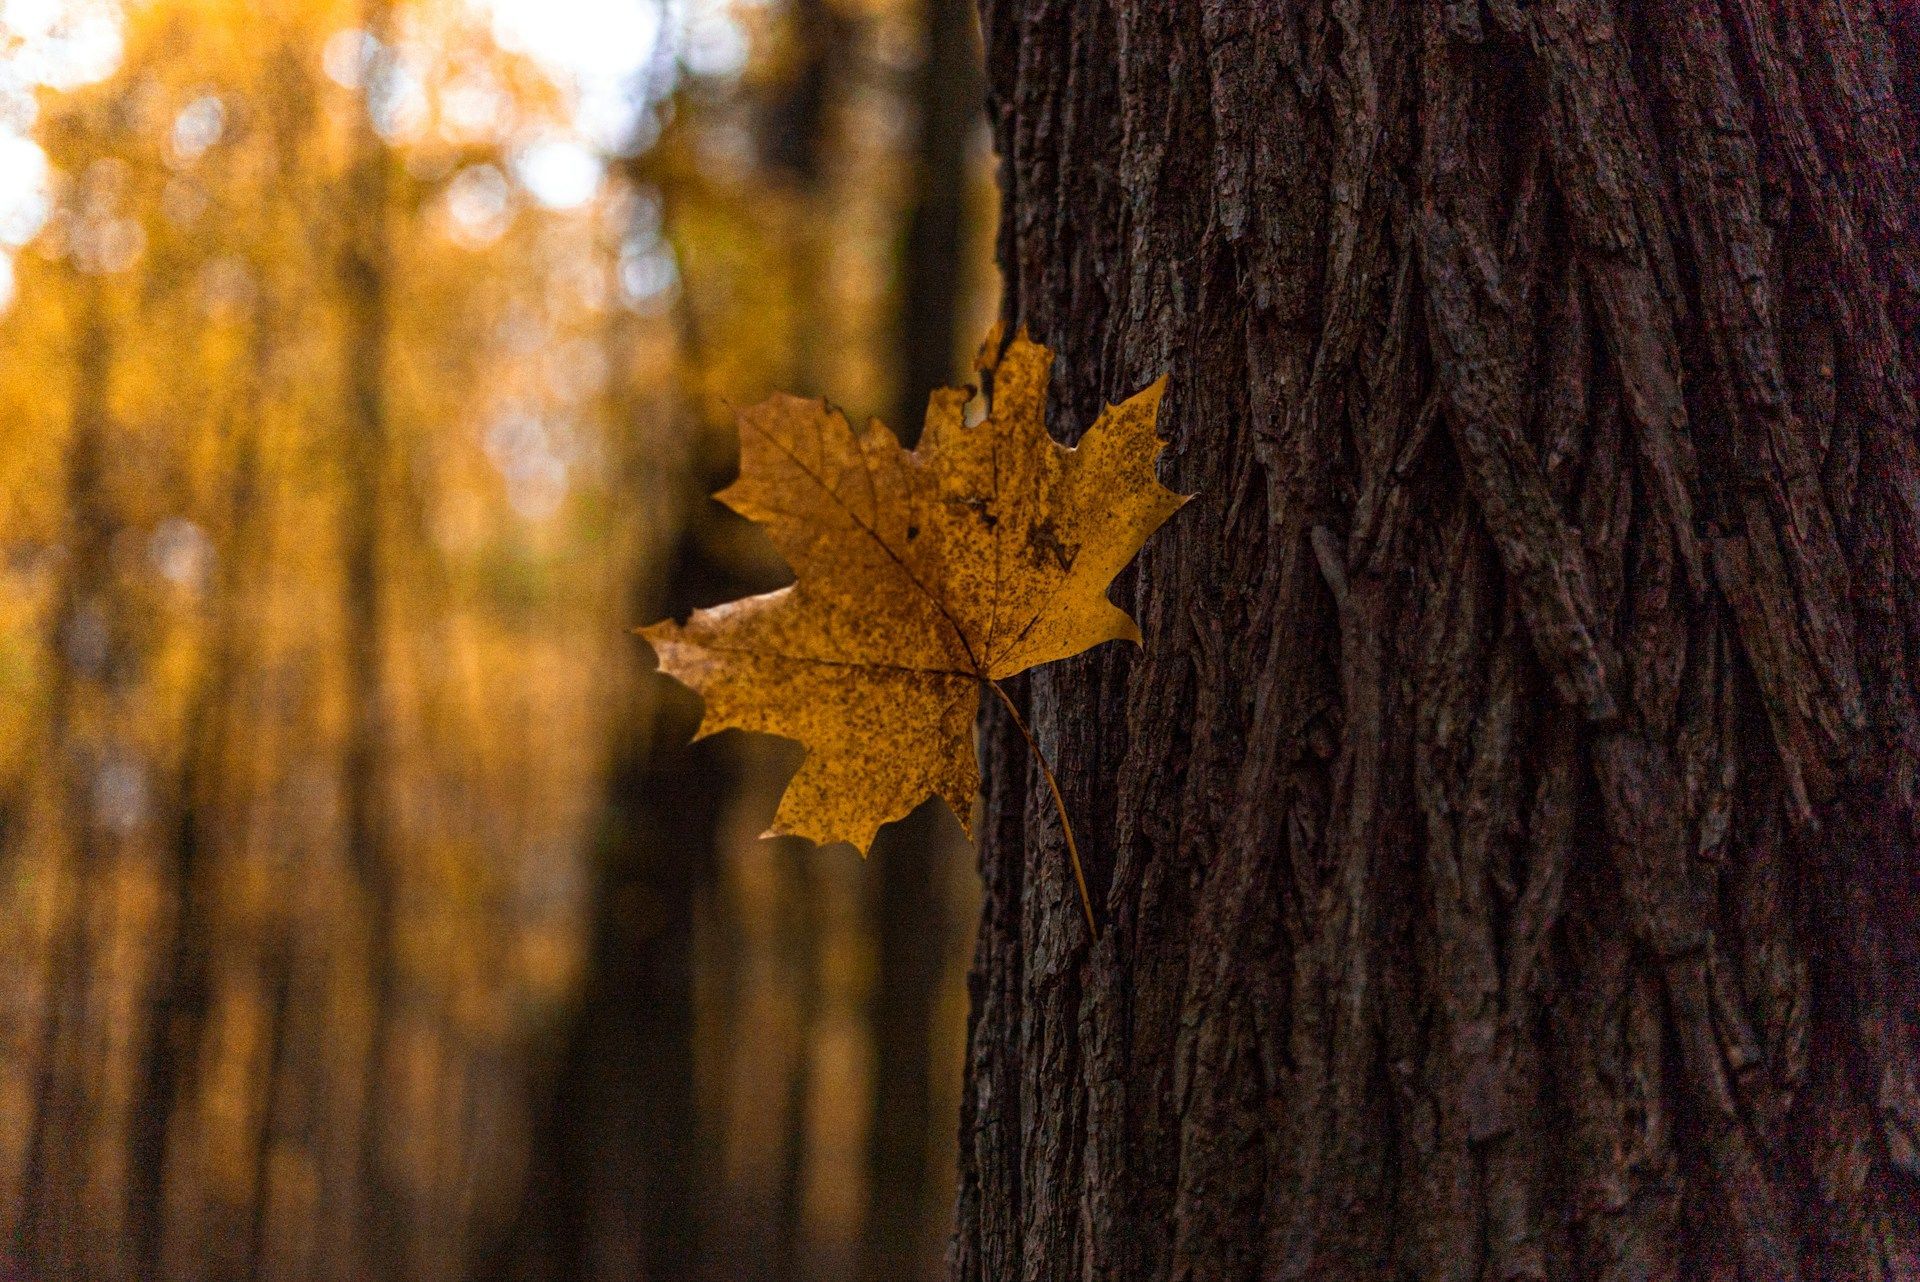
[1027,518,1077,572]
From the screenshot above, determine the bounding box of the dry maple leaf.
[640,330,1185,894]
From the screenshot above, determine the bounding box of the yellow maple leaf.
[640,330,1186,866]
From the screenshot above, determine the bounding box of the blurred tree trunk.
[479,108,778,1266]
[957,0,1920,1278]
[761,5,847,1276]
[339,3,403,1275]
[483,426,745,1282]
[859,0,977,1278]
[16,284,119,1281]
[472,2,870,1256]
[125,294,275,1282]
[771,850,821,1282]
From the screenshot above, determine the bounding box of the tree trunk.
[125,289,274,1282]
[488,689,726,1282]
[480,227,775,1276]
[17,283,120,1281]
[956,0,1920,1278]
[339,3,403,1274]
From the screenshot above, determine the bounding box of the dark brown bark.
[955,0,1920,1278]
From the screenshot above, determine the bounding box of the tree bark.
[956,0,1920,1278]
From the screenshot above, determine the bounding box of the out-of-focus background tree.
[0,0,994,1277]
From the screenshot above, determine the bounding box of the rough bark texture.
[955,0,1920,1278]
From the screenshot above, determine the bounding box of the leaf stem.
[985,679,1100,939]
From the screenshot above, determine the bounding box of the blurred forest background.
[0,0,994,1278]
